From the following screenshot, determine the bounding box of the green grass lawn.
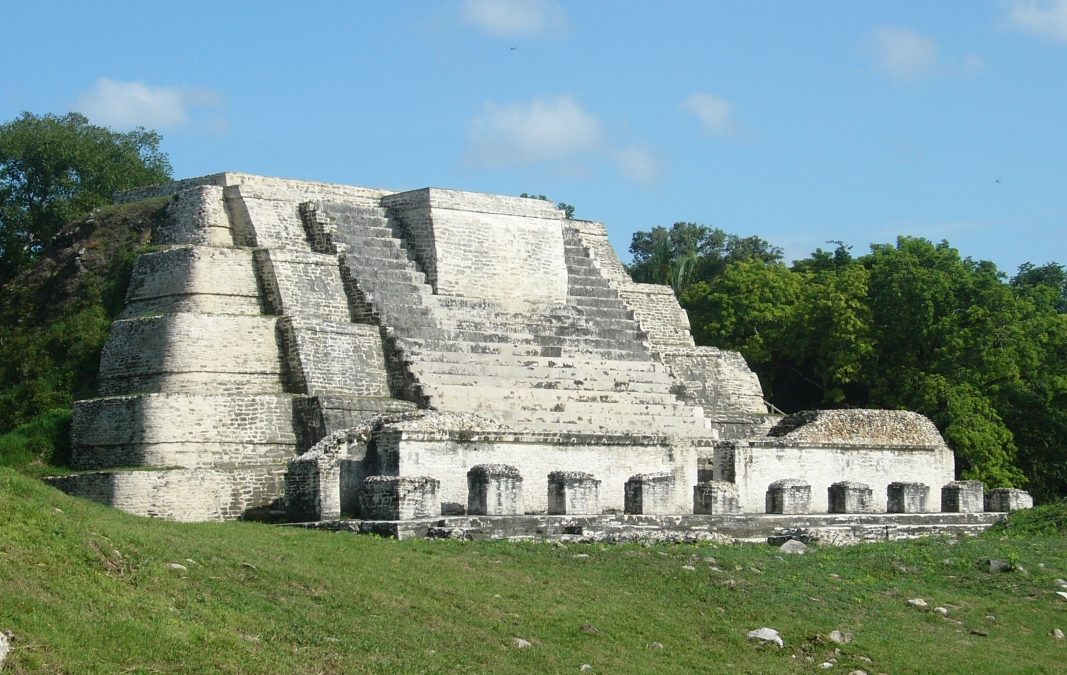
[1,468,1064,674]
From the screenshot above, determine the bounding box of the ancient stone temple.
[50,173,1024,530]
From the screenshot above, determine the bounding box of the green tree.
[628,222,781,294]
[0,112,171,283]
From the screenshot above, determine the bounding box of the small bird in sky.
[510,47,517,51]
[995,178,1001,183]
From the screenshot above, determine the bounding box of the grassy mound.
[1,468,1064,673]
[0,197,168,473]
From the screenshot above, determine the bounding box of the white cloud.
[467,95,604,168]
[1005,0,1067,42]
[462,0,566,37]
[76,78,225,132]
[871,25,940,82]
[614,145,665,186]
[682,92,739,137]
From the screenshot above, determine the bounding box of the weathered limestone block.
[693,480,740,514]
[887,482,930,513]
[766,479,811,514]
[828,481,874,514]
[96,314,285,395]
[547,471,601,515]
[985,488,1034,512]
[156,185,232,247]
[359,476,440,520]
[624,472,675,515]
[382,188,567,309]
[467,464,524,516]
[941,480,985,513]
[121,246,263,318]
[44,466,287,521]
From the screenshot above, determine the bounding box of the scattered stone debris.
[1050,629,1064,640]
[828,630,853,644]
[978,559,1014,573]
[512,638,533,649]
[649,642,664,650]
[780,539,808,554]
[985,615,997,622]
[819,661,834,669]
[970,629,989,637]
[1056,591,1067,602]
[907,598,928,608]
[572,554,590,559]
[579,624,599,635]
[681,564,696,571]
[747,627,784,648]
[848,671,869,675]
[0,630,11,669]
[933,607,949,615]
[580,665,594,672]
[165,562,188,572]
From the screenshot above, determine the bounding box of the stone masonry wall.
[156,185,233,247]
[383,189,568,309]
[96,314,284,396]
[46,466,287,522]
[379,430,697,515]
[72,393,298,470]
[727,441,954,513]
[121,246,264,318]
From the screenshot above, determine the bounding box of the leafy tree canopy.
[0,112,171,283]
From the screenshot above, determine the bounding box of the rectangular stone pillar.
[693,481,740,514]
[467,464,523,516]
[828,481,874,514]
[887,482,929,513]
[547,471,601,515]
[624,472,675,515]
[941,480,984,513]
[765,479,811,514]
[985,488,1034,512]
[359,476,440,520]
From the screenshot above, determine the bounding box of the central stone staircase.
[303,202,711,436]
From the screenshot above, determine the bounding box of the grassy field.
[0,468,1064,674]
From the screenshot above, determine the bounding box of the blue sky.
[3,1,1065,271]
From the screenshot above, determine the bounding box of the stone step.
[418,382,686,408]
[348,266,427,286]
[568,284,621,299]
[425,314,644,340]
[567,296,630,310]
[319,203,389,220]
[394,326,645,351]
[482,409,707,434]
[408,367,673,390]
[395,347,664,373]
[394,337,652,362]
[332,224,398,241]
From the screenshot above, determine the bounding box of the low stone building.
[50,173,1029,527]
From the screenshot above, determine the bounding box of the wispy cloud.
[462,0,566,38]
[871,26,940,82]
[1005,0,1067,42]
[682,92,739,137]
[614,145,665,186]
[465,95,665,185]
[467,95,604,168]
[76,78,226,133]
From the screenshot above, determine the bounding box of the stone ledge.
[289,511,1007,541]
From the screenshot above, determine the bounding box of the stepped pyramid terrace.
[48,173,1032,538]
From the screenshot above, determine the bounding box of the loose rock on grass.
[747,627,784,648]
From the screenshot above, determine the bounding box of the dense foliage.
[0,112,171,284]
[630,225,1067,500]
